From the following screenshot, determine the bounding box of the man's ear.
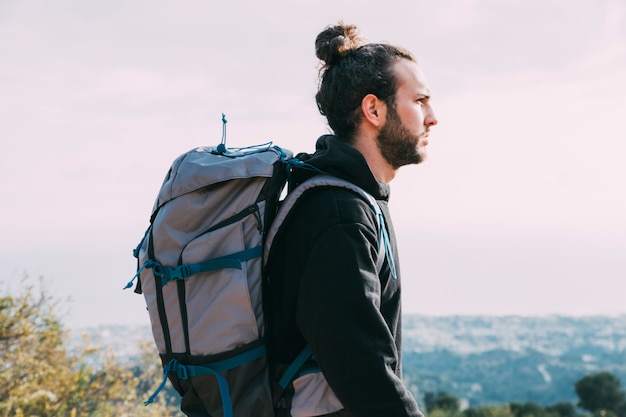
[360,94,386,128]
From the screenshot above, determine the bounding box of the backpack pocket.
[181,213,263,355]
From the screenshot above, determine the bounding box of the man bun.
[315,22,415,140]
[315,21,363,67]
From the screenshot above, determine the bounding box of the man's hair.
[315,22,416,142]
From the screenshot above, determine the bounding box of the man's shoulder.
[288,184,377,224]
[267,185,380,266]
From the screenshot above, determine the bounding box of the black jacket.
[265,135,422,417]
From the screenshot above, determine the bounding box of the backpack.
[124,117,395,417]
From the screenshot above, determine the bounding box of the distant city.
[68,315,626,407]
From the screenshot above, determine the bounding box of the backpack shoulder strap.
[263,175,399,408]
[263,174,397,279]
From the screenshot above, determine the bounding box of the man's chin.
[395,152,426,169]
[413,147,427,165]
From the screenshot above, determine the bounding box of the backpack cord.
[123,259,158,290]
[216,113,228,154]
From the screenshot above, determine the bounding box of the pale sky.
[1,0,625,328]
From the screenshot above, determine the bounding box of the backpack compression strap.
[124,246,262,290]
[144,246,261,287]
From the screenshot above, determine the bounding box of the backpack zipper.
[196,203,261,239]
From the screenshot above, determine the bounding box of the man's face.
[377,59,438,169]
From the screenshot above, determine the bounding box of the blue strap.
[123,259,159,290]
[132,226,151,259]
[138,246,262,287]
[144,345,267,417]
[296,366,321,379]
[172,364,233,417]
[203,344,266,373]
[125,246,261,289]
[377,211,398,280]
[143,359,177,406]
[145,359,233,417]
[279,345,313,389]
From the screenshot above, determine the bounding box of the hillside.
[402,315,626,406]
[70,315,626,407]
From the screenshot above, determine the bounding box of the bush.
[0,276,177,416]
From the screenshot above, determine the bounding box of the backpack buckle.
[175,363,189,380]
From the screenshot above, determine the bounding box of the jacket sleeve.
[294,192,422,417]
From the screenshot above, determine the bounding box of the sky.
[1,0,625,328]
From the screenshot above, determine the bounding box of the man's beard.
[376,105,426,169]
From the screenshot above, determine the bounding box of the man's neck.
[351,138,396,184]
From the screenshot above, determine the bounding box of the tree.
[424,391,461,413]
[575,372,626,417]
[545,402,577,417]
[463,405,516,417]
[0,276,177,416]
[509,401,547,417]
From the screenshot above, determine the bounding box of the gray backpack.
[125,120,395,417]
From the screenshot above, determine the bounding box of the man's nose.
[425,107,438,127]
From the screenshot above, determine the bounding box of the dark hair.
[315,22,416,141]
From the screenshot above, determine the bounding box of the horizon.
[69,312,626,331]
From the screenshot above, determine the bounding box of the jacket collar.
[292,135,390,201]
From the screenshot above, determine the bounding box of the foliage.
[575,372,626,417]
[545,402,577,417]
[463,405,517,417]
[425,391,461,413]
[422,383,626,417]
[510,401,555,417]
[0,277,179,417]
[425,393,583,417]
[428,402,576,417]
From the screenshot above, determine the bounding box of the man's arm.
[295,196,421,417]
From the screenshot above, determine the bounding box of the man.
[264,22,438,417]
